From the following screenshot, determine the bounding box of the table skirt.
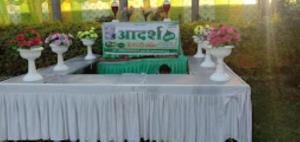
[0,87,251,142]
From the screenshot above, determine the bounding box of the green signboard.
[102,22,181,58]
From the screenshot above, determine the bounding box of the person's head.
[159,64,171,74]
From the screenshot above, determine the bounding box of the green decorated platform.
[97,21,188,74]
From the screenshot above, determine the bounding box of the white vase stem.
[201,48,215,68]
[216,58,225,74]
[82,39,96,60]
[87,46,93,56]
[194,44,205,58]
[57,53,64,66]
[28,59,37,75]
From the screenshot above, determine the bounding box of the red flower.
[16,34,25,41]
[31,37,41,45]
[37,37,43,42]
[24,41,31,47]
[18,41,24,47]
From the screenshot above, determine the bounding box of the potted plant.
[209,25,241,82]
[77,27,98,60]
[45,33,73,71]
[193,24,216,67]
[11,29,44,82]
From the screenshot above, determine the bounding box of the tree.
[192,0,199,21]
[0,0,10,25]
[52,0,62,21]
[257,0,270,18]
[143,0,150,8]
[119,0,128,21]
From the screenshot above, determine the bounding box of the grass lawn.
[241,74,300,141]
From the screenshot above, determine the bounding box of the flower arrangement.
[209,25,240,47]
[11,29,43,50]
[45,33,73,47]
[194,24,212,41]
[77,27,98,40]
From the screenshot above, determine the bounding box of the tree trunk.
[119,0,128,21]
[257,0,270,18]
[52,0,61,21]
[192,0,199,21]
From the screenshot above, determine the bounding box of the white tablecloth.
[0,57,252,142]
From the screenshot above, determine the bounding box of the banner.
[102,22,181,57]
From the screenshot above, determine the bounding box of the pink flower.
[219,37,226,43]
[55,40,61,45]
[210,37,222,47]
[219,27,227,35]
[208,25,240,47]
[227,27,235,33]
[209,30,218,39]
[223,35,232,42]
[63,39,71,46]
[51,34,57,40]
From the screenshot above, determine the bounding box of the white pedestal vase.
[210,45,234,82]
[81,39,96,60]
[192,36,204,58]
[201,46,215,68]
[18,47,43,82]
[50,43,69,71]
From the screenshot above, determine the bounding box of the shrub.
[0,19,299,89]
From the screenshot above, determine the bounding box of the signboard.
[102,22,181,58]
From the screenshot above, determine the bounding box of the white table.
[0,56,251,142]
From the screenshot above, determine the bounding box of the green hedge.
[1,20,300,88]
